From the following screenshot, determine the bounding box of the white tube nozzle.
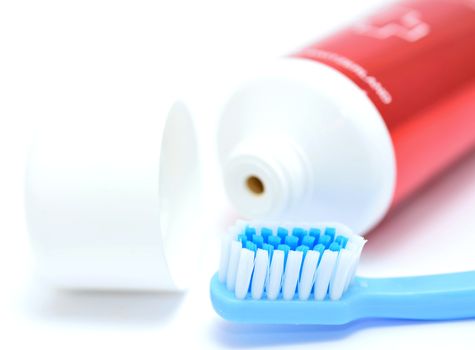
[223,136,312,219]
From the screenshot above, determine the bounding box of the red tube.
[295,0,475,206]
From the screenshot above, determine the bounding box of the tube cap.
[26,100,202,291]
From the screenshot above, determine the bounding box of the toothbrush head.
[211,221,366,323]
[211,221,475,325]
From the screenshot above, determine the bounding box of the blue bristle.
[313,244,326,265]
[313,243,325,255]
[284,235,299,250]
[319,235,332,249]
[309,228,321,244]
[296,245,309,258]
[252,234,264,249]
[245,226,256,241]
[329,242,341,252]
[260,227,273,243]
[335,235,349,248]
[237,233,247,248]
[245,241,257,252]
[267,235,281,249]
[292,227,306,244]
[262,243,274,259]
[277,227,289,240]
[324,227,336,241]
[301,235,315,249]
[296,245,310,279]
[277,244,290,264]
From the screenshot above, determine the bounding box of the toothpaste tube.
[218,0,475,234]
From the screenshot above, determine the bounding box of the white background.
[1,0,475,349]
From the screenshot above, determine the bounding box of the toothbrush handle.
[353,271,475,321]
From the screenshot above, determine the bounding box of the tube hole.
[246,176,265,195]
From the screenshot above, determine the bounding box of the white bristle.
[282,250,303,300]
[226,240,242,291]
[266,250,284,300]
[343,252,360,292]
[314,249,339,300]
[298,250,320,300]
[329,249,353,300]
[251,249,269,299]
[219,222,366,301]
[344,239,366,291]
[345,241,356,251]
[235,248,255,299]
[218,234,232,283]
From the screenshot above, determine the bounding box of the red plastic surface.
[295,0,475,205]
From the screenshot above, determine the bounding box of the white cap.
[26,100,202,291]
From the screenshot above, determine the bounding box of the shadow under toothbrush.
[210,317,473,348]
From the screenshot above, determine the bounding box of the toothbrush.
[210,221,475,325]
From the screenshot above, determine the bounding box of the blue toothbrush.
[210,221,475,325]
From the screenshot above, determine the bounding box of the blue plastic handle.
[210,271,475,325]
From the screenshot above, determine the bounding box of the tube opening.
[246,175,265,195]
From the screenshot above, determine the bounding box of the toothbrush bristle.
[218,222,366,301]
